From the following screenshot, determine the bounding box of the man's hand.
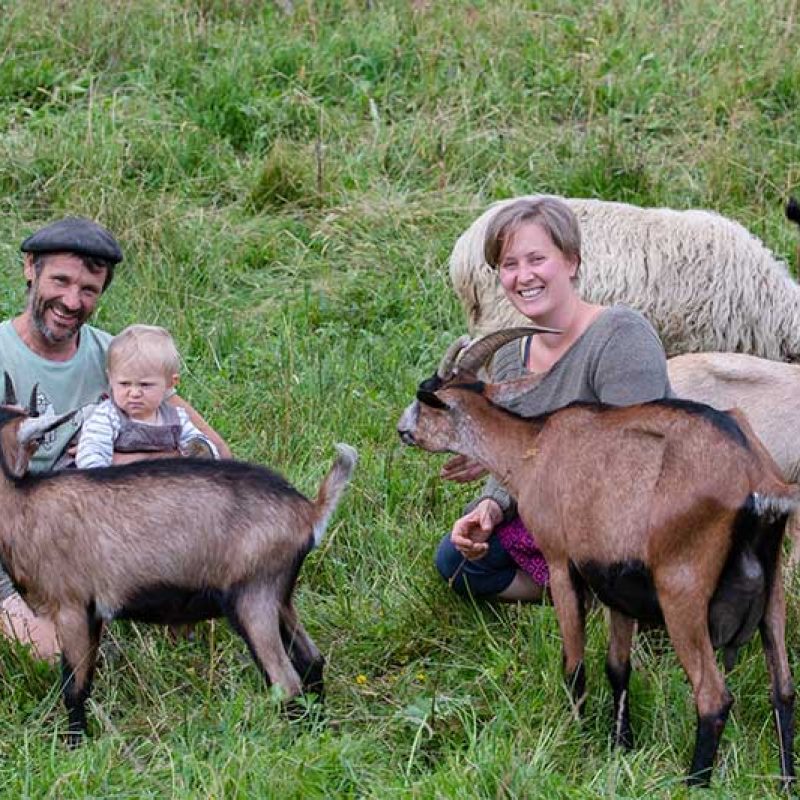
[440,454,488,483]
[168,395,231,458]
[451,498,503,560]
[111,450,180,465]
[0,594,60,662]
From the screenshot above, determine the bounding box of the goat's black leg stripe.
[687,702,732,787]
[606,659,633,749]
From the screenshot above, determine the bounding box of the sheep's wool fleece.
[450,195,800,360]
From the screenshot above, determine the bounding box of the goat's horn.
[437,335,472,379]
[456,326,562,375]
[28,384,40,417]
[3,372,17,406]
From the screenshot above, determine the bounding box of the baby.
[76,324,218,468]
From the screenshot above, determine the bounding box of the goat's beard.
[28,288,86,344]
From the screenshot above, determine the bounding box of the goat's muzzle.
[398,429,416,447]
[397,401,420,447]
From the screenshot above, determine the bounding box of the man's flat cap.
[21,217,123,264]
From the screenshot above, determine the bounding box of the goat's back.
[10,458,317,609]
[514,400,792,568]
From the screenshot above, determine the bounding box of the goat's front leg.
[607,610,635,749]
[55,604,103,746]
[759,557,795,788]
[657,577,732,788]
[548,562,587,719]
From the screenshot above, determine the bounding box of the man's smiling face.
[25,253,107,344]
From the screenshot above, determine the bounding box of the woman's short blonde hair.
[484,197,582,279]
[107,324,181,378]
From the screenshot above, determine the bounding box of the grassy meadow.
[1,0,800,796]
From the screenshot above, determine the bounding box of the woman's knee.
[434,532,516,598]
[435,534,463,582]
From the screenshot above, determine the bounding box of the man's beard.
[29,288,85,344]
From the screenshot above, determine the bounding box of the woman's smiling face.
[497,221,579,323]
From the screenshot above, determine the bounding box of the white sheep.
[451,195,800,359]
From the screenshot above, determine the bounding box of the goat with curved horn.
[455,325,562,376]
[398,339,797,788]
[437,335,472,379]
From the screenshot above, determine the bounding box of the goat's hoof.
[302,659,325,697]
[284,692,324,723]
[613,730,634,751]
[686,769,713,789]
[66,730,86,749]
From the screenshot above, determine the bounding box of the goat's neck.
[0,471,29,557]
[459,407,543,497]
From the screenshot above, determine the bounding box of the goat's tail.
[311,443,358,546]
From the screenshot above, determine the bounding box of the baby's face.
[109,369,172,422]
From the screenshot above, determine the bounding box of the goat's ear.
[18,409,77,447]
[416,389,449,410]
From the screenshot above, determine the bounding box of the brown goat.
[0,381,356,743]
[397,329,796,788]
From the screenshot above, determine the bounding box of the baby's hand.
[181,437,215,459]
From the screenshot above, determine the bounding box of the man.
[0,217,230,658]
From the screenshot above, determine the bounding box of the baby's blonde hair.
[107,324,181,379]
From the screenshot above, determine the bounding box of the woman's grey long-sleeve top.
[473,305,674,520]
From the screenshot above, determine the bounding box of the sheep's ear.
[416,389,449,410]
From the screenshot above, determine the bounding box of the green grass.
[1,0,799,796]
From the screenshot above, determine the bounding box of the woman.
[436,197,673,602]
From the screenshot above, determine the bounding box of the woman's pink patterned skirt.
[495,516,550,586]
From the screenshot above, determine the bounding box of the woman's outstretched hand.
[440,454,488,483]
